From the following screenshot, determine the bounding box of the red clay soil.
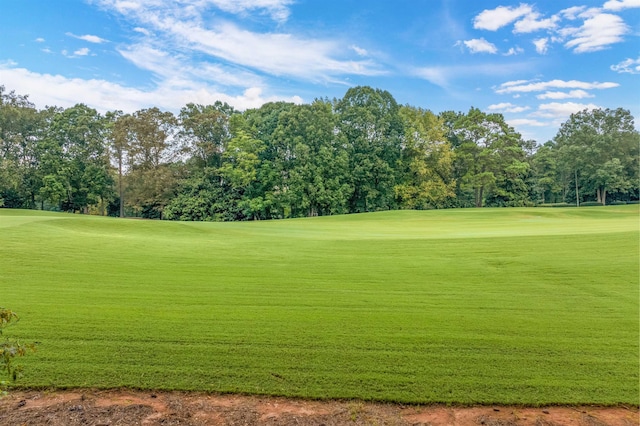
[0,389,637,425]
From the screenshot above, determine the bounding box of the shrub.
[0,307,35,395]
[580,201,604,207]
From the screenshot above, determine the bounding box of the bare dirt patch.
[0,390,637,425]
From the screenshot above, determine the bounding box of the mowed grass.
[0,206,638,405]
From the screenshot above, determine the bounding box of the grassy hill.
[1,206,638,405]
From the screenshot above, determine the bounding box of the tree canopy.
[1,85,638,219]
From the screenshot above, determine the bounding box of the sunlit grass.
[1,206,638,404]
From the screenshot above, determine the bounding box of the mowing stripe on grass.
[0,206,638,404]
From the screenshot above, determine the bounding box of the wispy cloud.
[536,90,594,99]
[507,118,547,127]
[117,43,263,88]
[93,0,382,82]
[473,4,533,31]
[495,79,619,94]
[460,38,498,54]
[62,48,92,58]
[35,37,45,43]
[66,32,109,43]
[533,101,599,119]
[487,102,530,113]
[205,0,295,22]
[504,47,524,56]
[413,62,535,89]
[611,57,640,74]
[350,45,369,57]
[74,48,91,56]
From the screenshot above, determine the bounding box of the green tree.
[446,108,530,207]
[335,86,403,212]
[243,101,298,219]
[39,104,113,213]
[554,108,639,205]
[124,108,181,218]
[218,116,266,220]
[179,102,235,169]
[0,87,46,209]
[531,141,564,204]
[270,101,351,217]
[395,106,455,209]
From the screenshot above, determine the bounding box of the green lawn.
[1,206,638,405]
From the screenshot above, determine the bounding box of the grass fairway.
[0,206,638,405]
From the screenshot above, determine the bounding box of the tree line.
[1,85,638,220]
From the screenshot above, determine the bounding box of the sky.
[1,0,638,143]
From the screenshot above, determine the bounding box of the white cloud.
[534,102,600,119]
[462,38,498,54]
[473,4,533,31]
[611,57,640,74]
[66,32,108,43]
[0,64,303,113]
[413,67,450,87]
[564,13,629,52]
[35,37,45,43]
[603,0,640,11]
[133,27,151,36]
[118,43,262,88]
[204,0,294,22]
[513,13,559,33]
[350,45,368,57]
[536,90,594,99]
[504,47,524,56]
[495,79,619,94]
[91,1,383,82]
[74,48,91,56]
[507,118,547,127]
[487,102,530,113]
[559,6,587,20]
[413,62,535,88]
[533,38,549,54]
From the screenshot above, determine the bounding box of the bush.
[580,201,604,207]
[608,201,627,205]
[0,307,35,395]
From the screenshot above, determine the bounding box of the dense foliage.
[1,85,638,219]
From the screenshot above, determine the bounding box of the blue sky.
[1,0,638,143]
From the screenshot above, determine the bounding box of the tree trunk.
[118,159,124,218]
[476,186,484,208]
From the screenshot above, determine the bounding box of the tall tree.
[0,86,45,208]
[446,108,530,207]
[39,104,112,213]
[553,108,639,205]
[269,101,350,217]
[395,106,455,209]
[124,108,181,218]
[179,102,235,169]
[335,86,403,212]
[218,115,265,220]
